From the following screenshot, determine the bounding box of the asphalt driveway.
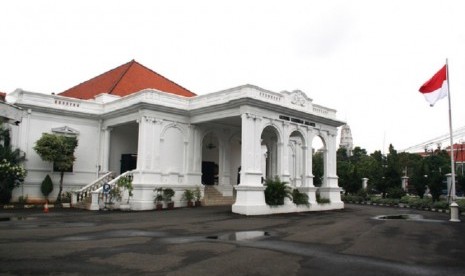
[0,204,464,275]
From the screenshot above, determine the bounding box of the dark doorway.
[202,161,217,185]
[120,154,137,174]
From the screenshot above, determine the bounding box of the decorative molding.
[51,126,79,136]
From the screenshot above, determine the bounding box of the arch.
[160,126,184,174]
[289,130,305,187]
[311,134,327,187]
[201,131,220,185]
[261,125,280,180]
[160,122,187,142]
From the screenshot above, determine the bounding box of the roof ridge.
[108,59,135,95]
[132,60,195,96]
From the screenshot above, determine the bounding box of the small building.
[5,60,345,215]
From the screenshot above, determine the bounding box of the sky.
[1,0,465,154]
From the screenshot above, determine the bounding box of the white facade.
[7,84,345,215]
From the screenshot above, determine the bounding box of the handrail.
[74,171,114,203]
[75,171,113,193]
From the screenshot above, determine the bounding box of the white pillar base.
[450,202,461,222]
[232,185,268,215]
[298,186,318,205]
[318,187,343,203]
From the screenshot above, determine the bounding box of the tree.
[0,124,26,203]
[33,133,78,202]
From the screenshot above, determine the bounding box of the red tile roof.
[0,92,5,102]
[59,60,196,99]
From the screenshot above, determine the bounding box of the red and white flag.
[419,65,448,106]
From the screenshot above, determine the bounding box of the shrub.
[194,187,202,202]
[264,177,292,206]
[183,189,194,202]
[316,193,331,204]
[18,195,28,204]
[40,174,54,200]
[292,189,309,207]
[432,201,449,210]
[163,188,175,203]
[386,187,406,199]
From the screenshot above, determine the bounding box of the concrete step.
[202,186,235,206]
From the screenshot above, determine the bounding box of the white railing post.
[89,191,100,210]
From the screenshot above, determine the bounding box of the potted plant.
[194,186,202,207]
[154,187,164,210]
[163,188,175,209]
[183,189,194,207]
[61,191,72,208]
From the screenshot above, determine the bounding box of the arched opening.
[201,132,219,185]
[289,131,305,187]
[261,126,279,181]
[312,136,326,187]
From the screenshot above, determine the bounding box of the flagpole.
[446,58,456,203]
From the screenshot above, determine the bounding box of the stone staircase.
[202,186,235,206]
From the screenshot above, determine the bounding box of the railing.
[89,170,135,210]
[72,172,114,207]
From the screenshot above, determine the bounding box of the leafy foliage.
[40,174,54,199]
[264,177,292,206]
[183,189,194,202]
[33,133,78,202]
[0,124,26,203]
[312,152,324,187]
[292,189,309,207]
[163,188,175,203]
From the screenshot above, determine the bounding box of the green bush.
[264,177,292,206]
[40,174,54,200]
[432,201,449,210]
[292,189,309,207]
[455,199,465,212]
[386,187,406,199]
[163,188,175,203]
[316,193,331,204]
[183,189,194,202]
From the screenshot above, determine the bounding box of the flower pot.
[195,200,201,207]
[156,203,163,210]
[187,201,194,208]
[167,202,174,209]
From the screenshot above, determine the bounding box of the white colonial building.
[5,60,345,215]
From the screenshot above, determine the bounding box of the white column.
[401,176,408,192]
[232,113,267,215]
[101,127,112,172]
[362,178,369,190]
[239,113,262,186]
[281,122,290,182]
[318,130,343,206]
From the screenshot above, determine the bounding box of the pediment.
[52,126,79,136]
[281,90,313,107]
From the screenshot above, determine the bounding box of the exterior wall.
[12,110,100,202]
[7,85,344,214]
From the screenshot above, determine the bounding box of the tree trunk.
[56,171,64,203]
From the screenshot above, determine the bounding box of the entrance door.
[120,154,137,174]
[202,161,217,185]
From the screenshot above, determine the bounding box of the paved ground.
[0,204,464,275]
